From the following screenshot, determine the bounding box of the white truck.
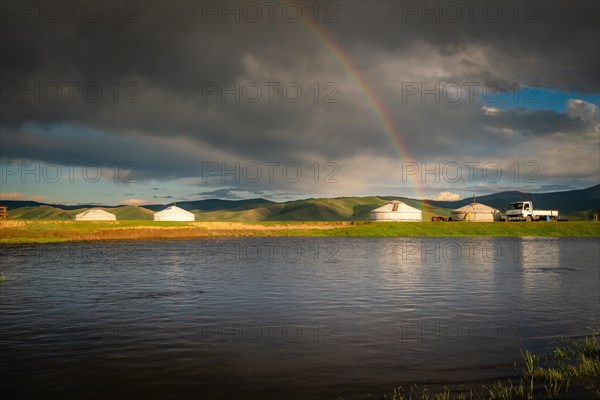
[505,201,559,222]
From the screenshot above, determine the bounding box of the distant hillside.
[142,198,274,212]
[0,198,273,212]
[198,197,390,222]
[5,205,154,221]
[110,206,154,220]
[6,205,81,220]
[2,185,598,221]
[0,200,125,211]
[425,184,600,214]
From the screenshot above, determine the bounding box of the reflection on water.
[0,237,598,399]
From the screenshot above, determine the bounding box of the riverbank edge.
[1,220,599,244]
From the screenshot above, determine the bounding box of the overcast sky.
[1,0,598,205]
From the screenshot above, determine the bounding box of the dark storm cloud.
[0,123,214,180]
[483,107,590,136]
[330,1,600,93]
[1,0,598,189]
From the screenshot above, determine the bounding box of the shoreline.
[1,220,599,244]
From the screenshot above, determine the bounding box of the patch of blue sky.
[23,121,130,142]
[481,87,599,112]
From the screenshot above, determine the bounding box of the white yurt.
[75,208,116,221]
[370,200,422,222]
[450,202,501,222]
[153,205,195,221]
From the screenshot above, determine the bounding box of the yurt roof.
[76,208,115,218]
[155,205,194,216]
[452,202,500,213]
[371,201,421,213]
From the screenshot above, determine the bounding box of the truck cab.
[506,201,531,221]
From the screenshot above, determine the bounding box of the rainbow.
[297,12,427,204]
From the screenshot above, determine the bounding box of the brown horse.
[431,216,448,222]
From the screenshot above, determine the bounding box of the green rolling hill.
[110,205,155,220]
[5,205,155,221]
[191,197,388,222]
[6,205,81,220]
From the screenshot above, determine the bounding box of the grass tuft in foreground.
[344,331,600,400]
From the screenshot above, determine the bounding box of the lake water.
[1,237,598,399]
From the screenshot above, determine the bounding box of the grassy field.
[1,220,598,244]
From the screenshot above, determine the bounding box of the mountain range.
[1,185,599,221]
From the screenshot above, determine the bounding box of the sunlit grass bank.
[0,220,598,244]
[297,221,600,237]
